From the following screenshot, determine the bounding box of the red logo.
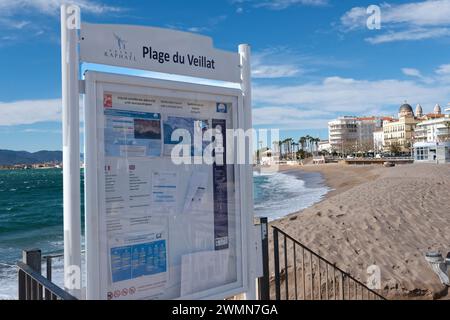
[104,94,113,108]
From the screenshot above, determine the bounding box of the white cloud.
[341,0,450,43]
[256,0,328,10]
[0,99,61,126]
[366,27,450,44]
[401,67,434,83]
[232,0,328,11]
[0,17,30,29]
[253,76,450,113]
[0,0,122,16]
[381,0,450,27]
[253,106,332,129]
[402,68,422,77]
[251,49,304,79]
[252,64,302,79]
[342,1,450,30]
[250,74,450,129]
[340,6,367,31]
[23,128,61,134]
[435,63,450,74]
[0,0,122,34]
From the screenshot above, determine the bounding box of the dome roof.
[399,102,414,117]
[434,103,441,114]
[399,103,413,113]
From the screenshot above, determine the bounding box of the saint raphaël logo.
[113,33,127,50]
[104,33,136,62]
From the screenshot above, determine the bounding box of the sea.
[0,168,329,299]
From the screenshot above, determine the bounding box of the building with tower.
[383,102,419,154]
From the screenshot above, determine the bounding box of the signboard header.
[80,23,241,83]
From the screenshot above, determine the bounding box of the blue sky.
[1,0,450,151]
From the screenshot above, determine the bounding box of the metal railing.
[17,249,77,300]
[271,226,385,300]
[42,251,65,282]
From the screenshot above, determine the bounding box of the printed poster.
[151,172,178,214]
[212,119,229,250]
[163,116,209,156]
[104,109,162,158]
[108,228,168,300]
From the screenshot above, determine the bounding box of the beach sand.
[270,163,450,300]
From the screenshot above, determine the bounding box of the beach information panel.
[85,72,246,300]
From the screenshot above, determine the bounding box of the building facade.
[383,103,420,154]
[328,116,385,155]
[373,129,384,154]
[413,115,450,163]
[328,116,358,154]
[413,116,450,143]
[318,140,332,153]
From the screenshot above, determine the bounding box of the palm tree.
[284,138,294,159]
[305,135,312,153]
[292,142,299,159]
[278,140,284,159]
[299,137,306,152]
[314,137,320,154]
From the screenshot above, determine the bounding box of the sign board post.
[60,4,82,298]
[61,5,258,300]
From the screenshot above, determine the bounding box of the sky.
[1,0,450,151]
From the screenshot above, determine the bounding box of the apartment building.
[328,116,385,155]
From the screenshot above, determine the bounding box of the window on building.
[416,147,429,161]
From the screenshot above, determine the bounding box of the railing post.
[45,256,52,300]
[21,249,42,300]
[283,235,289,300]
[23,249,41,272]
[273,228,281,300]
[18,269,26,300]
[258,217,270,300]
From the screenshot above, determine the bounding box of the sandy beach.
[270,163,450,300]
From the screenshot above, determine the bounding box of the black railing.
[42,252,65,282]
[17,249,77,300]
[270,226,386,300]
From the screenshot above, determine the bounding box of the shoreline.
[278,163,381,202]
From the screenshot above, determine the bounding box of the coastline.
[269,163,450,300]
[278,163,380,201]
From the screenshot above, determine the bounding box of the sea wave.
[253,170,329,221]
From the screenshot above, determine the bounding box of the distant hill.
[0,150,62,165]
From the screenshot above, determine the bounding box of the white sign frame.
[80,23,241,83]
[84,71,252,300]
[61,4,255,300]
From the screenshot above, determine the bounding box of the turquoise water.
[0,169,84,299]
[0,168,328,299]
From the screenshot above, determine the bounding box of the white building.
[328,117,359,154]
[318,140,332,153]
[328,116,385,155]
[413,116,450,143]
[260,149,276,165]
[373,130,384,154]
[413,115,450,163]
